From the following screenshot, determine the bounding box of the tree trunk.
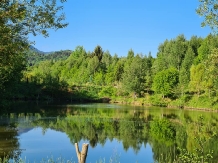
[75,143,89,163]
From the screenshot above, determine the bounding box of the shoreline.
[110,98,218,112]
[3,96,218,113]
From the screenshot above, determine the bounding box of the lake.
[0,103,218,163]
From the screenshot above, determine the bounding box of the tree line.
[15,34,217,109]
[1,0,218,109]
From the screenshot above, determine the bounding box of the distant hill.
[27,46,72,66]
[29,45,51,55]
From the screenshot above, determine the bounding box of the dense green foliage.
[1,0,218,111]
[0,0,67,107]
[2,34,218,110]
[196,0,218,32]
[152,67,179,98]
[3,34,214,110]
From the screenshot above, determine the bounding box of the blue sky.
[29,0,211,57]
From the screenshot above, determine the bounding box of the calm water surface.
[0,103,218,162]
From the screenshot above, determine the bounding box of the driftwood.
[75,143,89,163]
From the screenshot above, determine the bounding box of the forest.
[1,0,218,110]
[1,34,218,110]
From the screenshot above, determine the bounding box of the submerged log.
[75,143,89,163]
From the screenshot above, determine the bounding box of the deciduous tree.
[0,0,68,104]
[189,63,205,96]
[196,0,218,32]
[152,68,179,98]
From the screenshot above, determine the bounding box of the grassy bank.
[2,82,218,112]
[110,93,218,111]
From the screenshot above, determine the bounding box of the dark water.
[0,103,218,163]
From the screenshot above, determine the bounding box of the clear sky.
[29,0,211,57]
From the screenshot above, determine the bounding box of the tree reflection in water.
[1,104,218,162]
[0,119,20,161]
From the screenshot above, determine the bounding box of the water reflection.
[0,117,20,161]
[0,103,218,162]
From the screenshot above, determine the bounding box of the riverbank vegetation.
[2,34,218,110]
[1,0,218,111]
